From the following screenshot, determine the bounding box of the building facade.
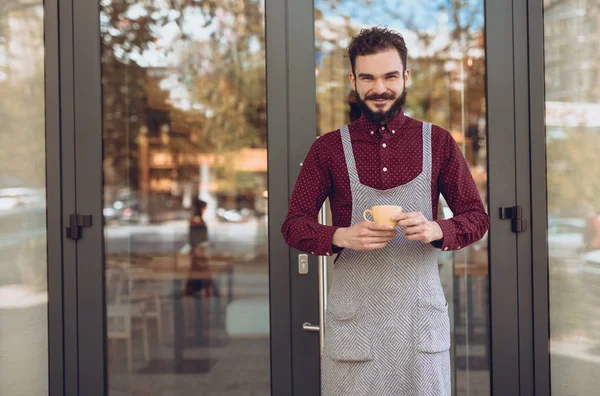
[0,0,598,395]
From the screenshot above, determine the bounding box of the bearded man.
[282,27,489,396]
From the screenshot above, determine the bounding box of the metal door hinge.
[66,214,92,240]
[499,206,527,233]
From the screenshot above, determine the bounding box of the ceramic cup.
[363,205,403,227]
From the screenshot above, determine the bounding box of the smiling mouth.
[371,99,390,105]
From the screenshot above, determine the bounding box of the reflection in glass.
[314,1,488,395]
[101,1,269,394]
[0,2,48,395]
[545,1,600,394]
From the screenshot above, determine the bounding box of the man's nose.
[374,80,387,94]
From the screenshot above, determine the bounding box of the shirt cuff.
[432,219,459,251]
[314,225,340,256]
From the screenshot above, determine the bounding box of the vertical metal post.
[318,203,329,354]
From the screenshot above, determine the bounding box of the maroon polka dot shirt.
[281,110,490,256]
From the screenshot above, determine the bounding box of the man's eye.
[386,75,398,79]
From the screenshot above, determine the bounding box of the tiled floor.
[109,338,271,396]
[107,316,490,396]
[108,341,490,396]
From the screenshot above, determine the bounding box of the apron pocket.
[416,297,451,353]
[325,300,373,362]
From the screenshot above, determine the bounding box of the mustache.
[355,89,407,125]
[364,92,396,101]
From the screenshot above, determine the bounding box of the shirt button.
[381,126,385,131]
[383,167,388,172]
[370,131,374,135]
[382,143,387,148]
[457,246,461,250]
[392,130,396,134]
[444,247,449,251]
[326,252,331,256]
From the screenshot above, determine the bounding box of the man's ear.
[404,69,411,86]
[349,72,356,89]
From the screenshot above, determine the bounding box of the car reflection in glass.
[0,183,46,286]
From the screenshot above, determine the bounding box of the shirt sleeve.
[281,137,340,256]
[433,129,490,251]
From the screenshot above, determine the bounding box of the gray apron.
[322,122,451,396]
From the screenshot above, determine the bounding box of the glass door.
[531,0,600,394]
[69,1,293,395]
[0,1,51,395]
[287,0,526,395]
[314,1,490,393]
[99,0,270,384]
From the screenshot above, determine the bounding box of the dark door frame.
[528,0,551,395]
[486,1,525,392]
[46,0,67,394]
[266,0,295,394]
[46,0,83,394]
[286,0,322,394]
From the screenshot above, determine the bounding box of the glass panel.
[0,2,48,395]
[314,1,489,395]
[100,1,269,394]
[545,1,600,394]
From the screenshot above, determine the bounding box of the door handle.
[302,322,320,332]
[302,201,328,355]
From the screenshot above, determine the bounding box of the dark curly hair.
[347,27,408,76]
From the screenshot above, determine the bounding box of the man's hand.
[332,221,397,251]
[392,212,443,244]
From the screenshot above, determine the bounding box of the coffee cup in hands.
[363,205,403,227]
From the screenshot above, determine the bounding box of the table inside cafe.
[106,251,239,373]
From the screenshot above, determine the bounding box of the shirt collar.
[354,108,407,138]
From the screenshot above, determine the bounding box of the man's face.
[349,49,410,124]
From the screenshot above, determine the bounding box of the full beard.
[356,89,407,125]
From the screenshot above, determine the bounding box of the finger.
[364,221,396,231]
[390,213,408,222]
[393,212,416,222]
[364,242,388,250]
[363,236,394,244]
[397,216,424,227]
[390,211,418,222]
[370,229,397,237]
[363,235,396,243]
[404,232,426,241]
[359,229,397,239]
[401,225,423,235]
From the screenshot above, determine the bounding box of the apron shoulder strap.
[340,125,360,183]
[422,122,432,174]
